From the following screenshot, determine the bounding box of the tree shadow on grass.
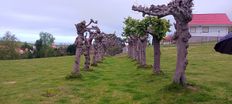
[137,64,153,70]
[154,82,216,104]
[65,73,83,80]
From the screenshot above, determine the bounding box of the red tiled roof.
[189,13,232,26]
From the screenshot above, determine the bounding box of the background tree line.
[0,31,124,60]
[0,31,71,60]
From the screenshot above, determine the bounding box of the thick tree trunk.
[73,47,82,74]
[96,42,103,63]
[153,37,161,74]
[84,45,91,70]
[128,44,131,58]
[99,43,104,62]
[128,41,133,58]
[130,39,133,58]
[140,39,147,66]
[132,40,137,60]
[96,45,101,62]
[92,44,98,66]
[136,39,140,63]
[84,37,94,70]
[173,23,191,86]
[73,36,84,75]
[138,39,142,65]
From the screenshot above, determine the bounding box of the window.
[190,27,196,33]
[202,27,209,33]
[229,26,232,33]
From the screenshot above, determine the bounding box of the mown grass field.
[0,43,232,104]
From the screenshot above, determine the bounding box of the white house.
[188,13,232,42]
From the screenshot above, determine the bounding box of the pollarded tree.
[83,26,100,70]
[73,19,97,76]
[91,35,100,66]
[132,0,193,85]
[103,33,125,56]
[123,17,138,61]
[134,19,149,67]
[93,32,104,63]
[126,37,133,58]
[124,17,150,67]
[144,16,170,74]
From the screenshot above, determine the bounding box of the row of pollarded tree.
[132,0,194,86]
[69,19,125,77]
[123,16,170,74]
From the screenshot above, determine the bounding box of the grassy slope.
[0,43,232,104]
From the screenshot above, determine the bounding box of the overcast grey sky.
[0,0,231,44]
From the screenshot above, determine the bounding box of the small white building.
[188,13,232,42]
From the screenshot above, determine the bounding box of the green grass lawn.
[0,43,232,104]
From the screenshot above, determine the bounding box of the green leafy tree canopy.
[123,17,138,37]
[144,16,171,41]
[123,16,170,40]
[0,31,20,60]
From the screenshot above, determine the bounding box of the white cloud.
[3,12,55,22]
[0,0,232,43]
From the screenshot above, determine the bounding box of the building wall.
[190,26,229,37]
[189,36,221,43]
[188,25,230,43]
